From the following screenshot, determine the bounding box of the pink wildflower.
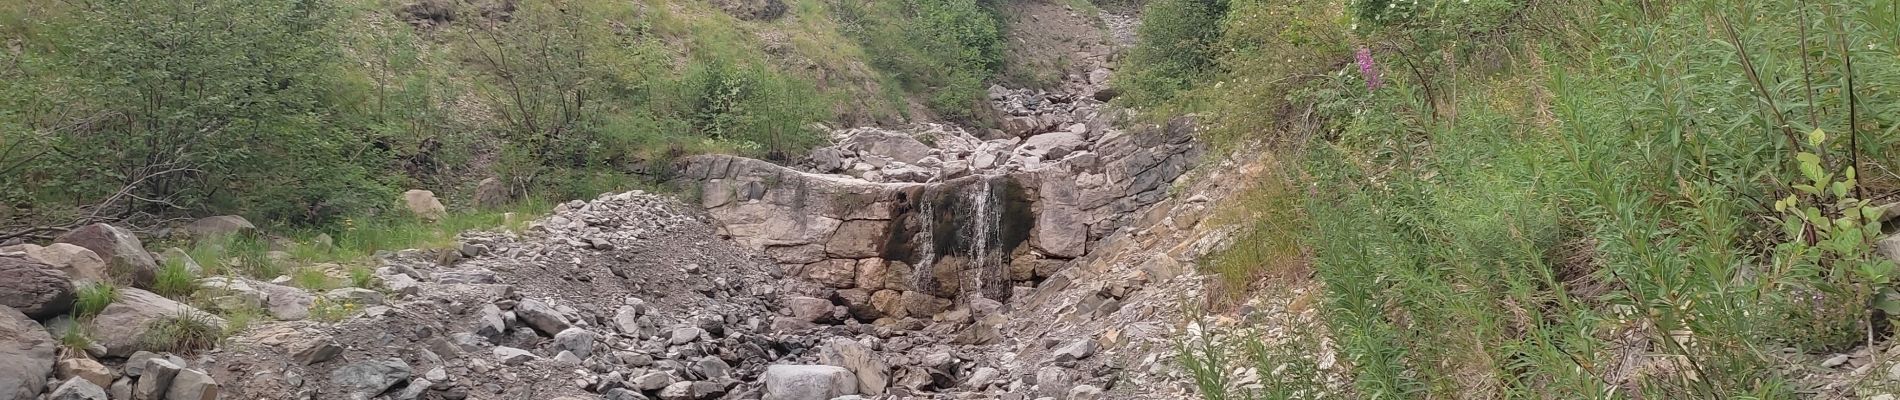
[1356,47,1382,91]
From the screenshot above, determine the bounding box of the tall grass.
[1170,0,1900,398]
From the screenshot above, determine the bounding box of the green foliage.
[139,311,223,354]
[1113,0,1228,106]
[831,0,1005,120]
[1169,0,1900,397]
[57,324,91,350]
[152,260,200,299]
[1766,129,1894,350]
[73,282,118,318]
[348,266,377,289]
[309,297,359,322]
[290,267,338,291]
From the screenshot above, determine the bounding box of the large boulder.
[55,223,158,289]
[164,368,220,400]
[760,365,857,400]
[329,358,410,400]
[198,277,312,320]
[182,216,255,239]
[86,288,226,357]
[46,377,107,400]
[818,339,889,395]
[512,299,570,336]
[473,178,511,209]
[0,306,55,400]
[0,256,75,319]
[841,131,933,165]
[5,243,109,283]
[402,190,448,221]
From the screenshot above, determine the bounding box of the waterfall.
[888,174,1034,303]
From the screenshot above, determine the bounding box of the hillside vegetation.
[0,0,1009,236]
[1123,0,1900,397]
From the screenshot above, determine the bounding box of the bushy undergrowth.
[829,0,1005,122]
[1154,0,1900,397]
[0,0,901,232]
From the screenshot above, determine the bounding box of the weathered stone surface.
[825,220,887,259]
[292,337,343,365]
[133,358,181,400]
[254,280,313,321]
[782,296,835,324]
[831,289,880,321]
[868,290,906,319]
[403,189,448,221]
[631,371,674,391]
[819,339,889,395]
[513,298,571,336]
[55,223,159,289]
[86,288,225,357]
[798,259,858,289]
[474,177,511,209]
[330,358,410,400]
[55,357,113,388]
[9,243,109,283]
[163,368,220,400]
[183,215,256,239]
[761,365,857,400]
[0,256,75,319]
[0,306,54,400]
[1052,339,1097,362]
[853,258,889,291]
[47,377,107,400]
[901,291,950,318]
[845,131,934,164]
[494,347,537,365]
[553,327,597,359]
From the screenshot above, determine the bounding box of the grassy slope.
[1151,0,1900,398]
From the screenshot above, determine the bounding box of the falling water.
[883,174,1033,303]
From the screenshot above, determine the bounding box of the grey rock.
[514,299,570,336]
[605,388,650,400]
[329,358,410,400]
[163,368,219,400]
[123,352,159,377]
[292,337,343,365]
[0,256,75,319]
[183,216,256,239]
[87,288,225,357]
[324,288,385,305]
[1052,339,1097,362]
[693,357,732,380]
[632,371,674,391]
[0,306,54,400]
[669,327,705,345]
[1068,384,1103,400]
[47,377,108,400]
[476,304,507,339]
[494,347,537,366]
[553,327,598,358]
[133,358,181,400]
[554,350,583,366]
[107,378,131,400]
[54,224,159,289]
[761,365,857,400]
[818,339,888,396]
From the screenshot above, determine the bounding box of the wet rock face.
[673,113,1201,311]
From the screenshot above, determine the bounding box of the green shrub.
[138,312,223,354]
[73,282,119,318]
[290,267,339,291]
[831,0,1004,120]
[56,324,91,350]
[152,260,200,299]
[1113,0,1228,106]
